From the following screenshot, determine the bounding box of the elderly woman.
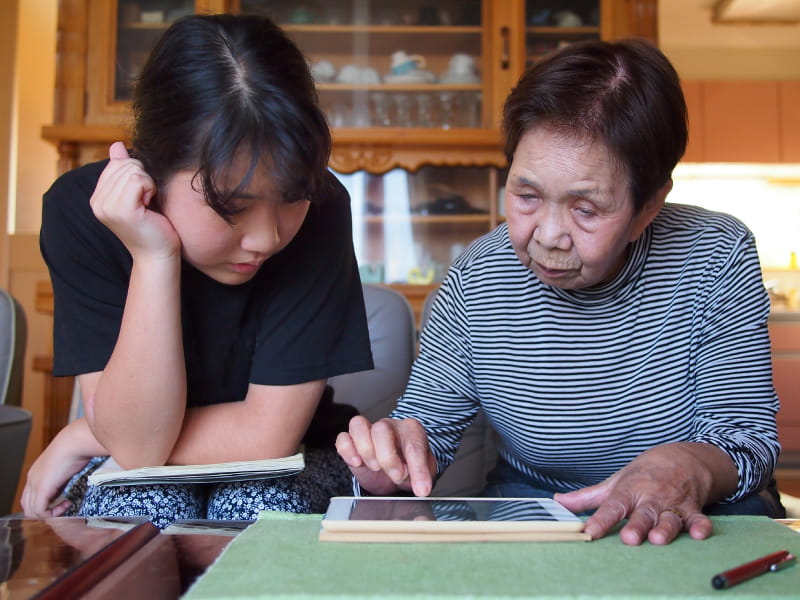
[336,38,784,545]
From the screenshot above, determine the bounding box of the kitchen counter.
[770,311,800,322]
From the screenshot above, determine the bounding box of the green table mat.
[185,513,800,600]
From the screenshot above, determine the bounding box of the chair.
[419,286,498,497]
[328,284,416,422]
[0,405,32,515]
[0,289,27,407]
[0,288,30,515]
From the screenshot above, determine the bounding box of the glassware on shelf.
[437,92,457,130]
[370,92,393,127]
[326,104,352,128]
[415,93,435,128]
[393,94,413,127]
[459,91,482,128]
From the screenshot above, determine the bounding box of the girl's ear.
[629,179,672,242]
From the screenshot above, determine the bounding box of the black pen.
[711,549,796,590]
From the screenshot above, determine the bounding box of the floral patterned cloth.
[62,448,351,529]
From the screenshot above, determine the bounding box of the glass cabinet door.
[524,1,603,67]
[115,0,196,101]
[107,1,608,127]
[334,166,501,285]
[234,0,486,129]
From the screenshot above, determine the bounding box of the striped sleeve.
[689,224,779,500]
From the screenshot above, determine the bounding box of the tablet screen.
[322,496,583,531]
[348,498,572,521]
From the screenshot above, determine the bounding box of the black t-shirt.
[41,160,373,407]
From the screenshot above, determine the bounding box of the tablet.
[319,497,589,542]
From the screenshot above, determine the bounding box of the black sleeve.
[248,173,374,385]
[40,160,133,376]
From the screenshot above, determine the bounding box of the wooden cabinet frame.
[44,0,656,175]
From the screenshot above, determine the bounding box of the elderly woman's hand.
[336,416,438,497]
[555,442,739,545]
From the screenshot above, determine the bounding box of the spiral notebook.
[87,452,304,487]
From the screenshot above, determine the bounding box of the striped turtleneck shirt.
[392,203,779,502]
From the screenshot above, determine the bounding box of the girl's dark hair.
[131,13,331,218]
[502,38,687,212]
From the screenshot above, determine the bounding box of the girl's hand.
[90,142,181,261]
[21,420,106,518]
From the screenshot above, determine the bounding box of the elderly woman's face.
[505,127,656,290]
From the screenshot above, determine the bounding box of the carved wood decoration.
[32,280,75,446]
[330,145,396,174]
[42,125,507,175]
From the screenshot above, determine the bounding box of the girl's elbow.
[112,447,170,470]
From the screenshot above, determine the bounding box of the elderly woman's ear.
[629,179,673,242]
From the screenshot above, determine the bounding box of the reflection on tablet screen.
[348,499,563,522]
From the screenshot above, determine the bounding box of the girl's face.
[504,127,663,290]
[160,158,309,285]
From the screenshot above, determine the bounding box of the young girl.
[22,13,373,528]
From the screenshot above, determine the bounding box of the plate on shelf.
[384,71,437,84]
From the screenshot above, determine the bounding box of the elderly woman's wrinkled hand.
[555,442,738,545]
[335,415,438,497]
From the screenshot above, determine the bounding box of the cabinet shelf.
[319,83,482,92]
[120,22,173,31]
[283,25,482,35]
[526,26,600,35]
[363,214,490,224]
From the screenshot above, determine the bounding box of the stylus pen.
[711,550,796,590]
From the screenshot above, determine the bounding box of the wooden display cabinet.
[43,0,656,173]
[36,0,656,444]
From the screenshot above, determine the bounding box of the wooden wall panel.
[681,80,704,162]
[701,81,781,163]
[771,322,800,453]
[779,81,800,162]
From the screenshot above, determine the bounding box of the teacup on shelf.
[391,51,426,75]
[311,60,336,83]
[336,64,381,84]
[553,10,583,27]
[440,53,480,84]
[384,51,437,84]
